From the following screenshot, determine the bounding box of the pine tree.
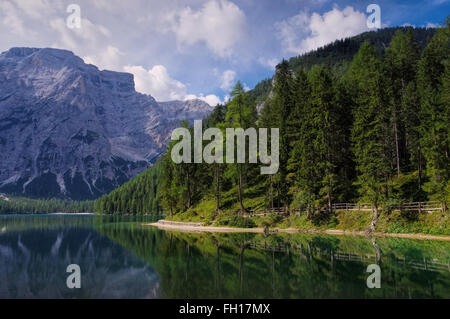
[205,105,227,216]
[225,82,256,213]
[269,60,294,207]
[286,68,311,195]
[161,149,178,217]
[347,42,391,232]
[417,24,450,208]
[384,29,420,177]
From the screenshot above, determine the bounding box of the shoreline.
[146,220,450,241]
[51,212,95,215]
[0,212,95,216]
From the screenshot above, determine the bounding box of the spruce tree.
[417,24,449,208]
[347,42,391,232]
[270,60,294,207]
[225,82,256,213]
[384,29,420,177]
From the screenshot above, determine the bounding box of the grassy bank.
[165,196,449,236]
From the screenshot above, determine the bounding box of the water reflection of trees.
[98,225,450,299]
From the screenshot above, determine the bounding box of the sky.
[0,0,448,105]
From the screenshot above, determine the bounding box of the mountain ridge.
[0,47,213,200]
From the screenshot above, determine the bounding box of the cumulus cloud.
[0,0,244,103]
[220,70,236,91]
[124,65,187,101]
[170,0,247,57]
[125,65,222,105]
[49,17,111,53]
[185,94,222,106]
[83,45,124,71]
[426,22,442,28]
[258,57,280,70]
[11,0,60,20]
[0,1,27,36]
[276,6,368,55]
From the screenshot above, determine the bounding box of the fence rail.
[244,201,446,217]
[331,201,445,212]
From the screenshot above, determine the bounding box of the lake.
[0,214,448,299]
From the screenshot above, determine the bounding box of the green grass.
[163,185,449,236]
[167,202,450,236]
[377,210,449,235]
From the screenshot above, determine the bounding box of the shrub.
[215,216,256,228]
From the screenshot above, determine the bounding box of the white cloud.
[170,0,247,57]
[83,45,124,71]
[220,70,236,91]
[275,12,310,55]
[0,1,27,36]
[276,6,368,55]
[185,94,222,106]
[426,22,442,28]
[11,0,60,20]
[258,57,279,70]
[124,65,187,101]
[124,64,223,106]
[49,17,111,52]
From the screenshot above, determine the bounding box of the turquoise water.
[0,214,449,299]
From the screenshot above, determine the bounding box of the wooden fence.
[332,201,445,213]
[244,201,446,217]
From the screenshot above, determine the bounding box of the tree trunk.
[394,120,401,178]
[418,145,422,189]
[327,180,332,214]
[215,164,220,215]
[328,192,332,214]
[238,166,245,214]
[186,171,191,209]
[270,175,274,209]
[369,201,379,233]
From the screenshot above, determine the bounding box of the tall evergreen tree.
[384,29,420,177]
[225,82,256,213]
[287,68,311,196]
[417,24,450,208]
[347,42,391,232]
[270,60,294,206]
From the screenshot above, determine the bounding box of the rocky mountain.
[0,47,213,200]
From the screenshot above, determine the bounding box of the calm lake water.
[0,214,449,299]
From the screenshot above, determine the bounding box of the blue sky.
[0,0,448,105]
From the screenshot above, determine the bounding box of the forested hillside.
[95,160,164,214]
[95,24,449,232]
[0,196,94,214]
[250,27,436,106]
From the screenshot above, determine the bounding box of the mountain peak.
[3,47,40,58]
[0,47,214,200]
[0,47,139,96]
[2,47,83,65]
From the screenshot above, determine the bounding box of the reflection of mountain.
[99,225,450,299]
[0,227,160,298]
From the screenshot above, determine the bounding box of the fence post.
[418,202,421,213]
